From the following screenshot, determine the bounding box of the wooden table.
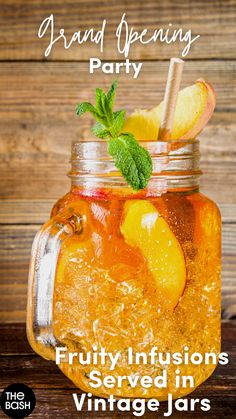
[0,1,236,417]
[0,0,236,324]
[0,321,235,418]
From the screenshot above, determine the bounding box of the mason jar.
[27,139,221,400]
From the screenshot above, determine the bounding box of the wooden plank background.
[0,0,236,322]
[0,321,235,417]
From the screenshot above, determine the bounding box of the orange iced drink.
[49,182,221,399]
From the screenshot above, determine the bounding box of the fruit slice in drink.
[120,200,186,309]
[124,80,216,141]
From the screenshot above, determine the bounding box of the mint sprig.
[75,80,152,190]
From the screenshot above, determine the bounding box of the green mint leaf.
[95,89,106,115]
[76,80,118,130]
[91,122,110,139]
[112,110,126,137]
[102,94,113,126]
[95,88,113,127]
[76,101,107,126]
[76,80,153,191]
[107,79,118,110]
[95,88,105,115]
[75,102,98,117]
[108,134,152,190]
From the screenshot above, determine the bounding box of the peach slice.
[120,200,186,309]
[123,80,216,140]
[55,236,95,285]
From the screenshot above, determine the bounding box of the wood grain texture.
[0,223,235,322]
[0,2,235,412]
[0,2,235,327]
[0,0,235,61]
[0,323,33,354]
[0,61,235,204]
[10,390,236,418]
[0,322,235,418]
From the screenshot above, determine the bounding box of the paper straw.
[158,58,184,141]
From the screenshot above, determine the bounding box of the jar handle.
[27,212,83,360]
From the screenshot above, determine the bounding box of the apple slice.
[120,200,186,309]
[123,79,216,140]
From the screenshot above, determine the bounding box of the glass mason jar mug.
[27,140,221,400]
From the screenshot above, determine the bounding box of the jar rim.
[69,139,201,193]
[71,139,200,161]
[72,139,198,146]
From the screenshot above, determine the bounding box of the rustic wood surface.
[0,0,235,60]
[0,1,235,321]
[0,2,235,418]
[0,61,236,205]
[0,321,235,418]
